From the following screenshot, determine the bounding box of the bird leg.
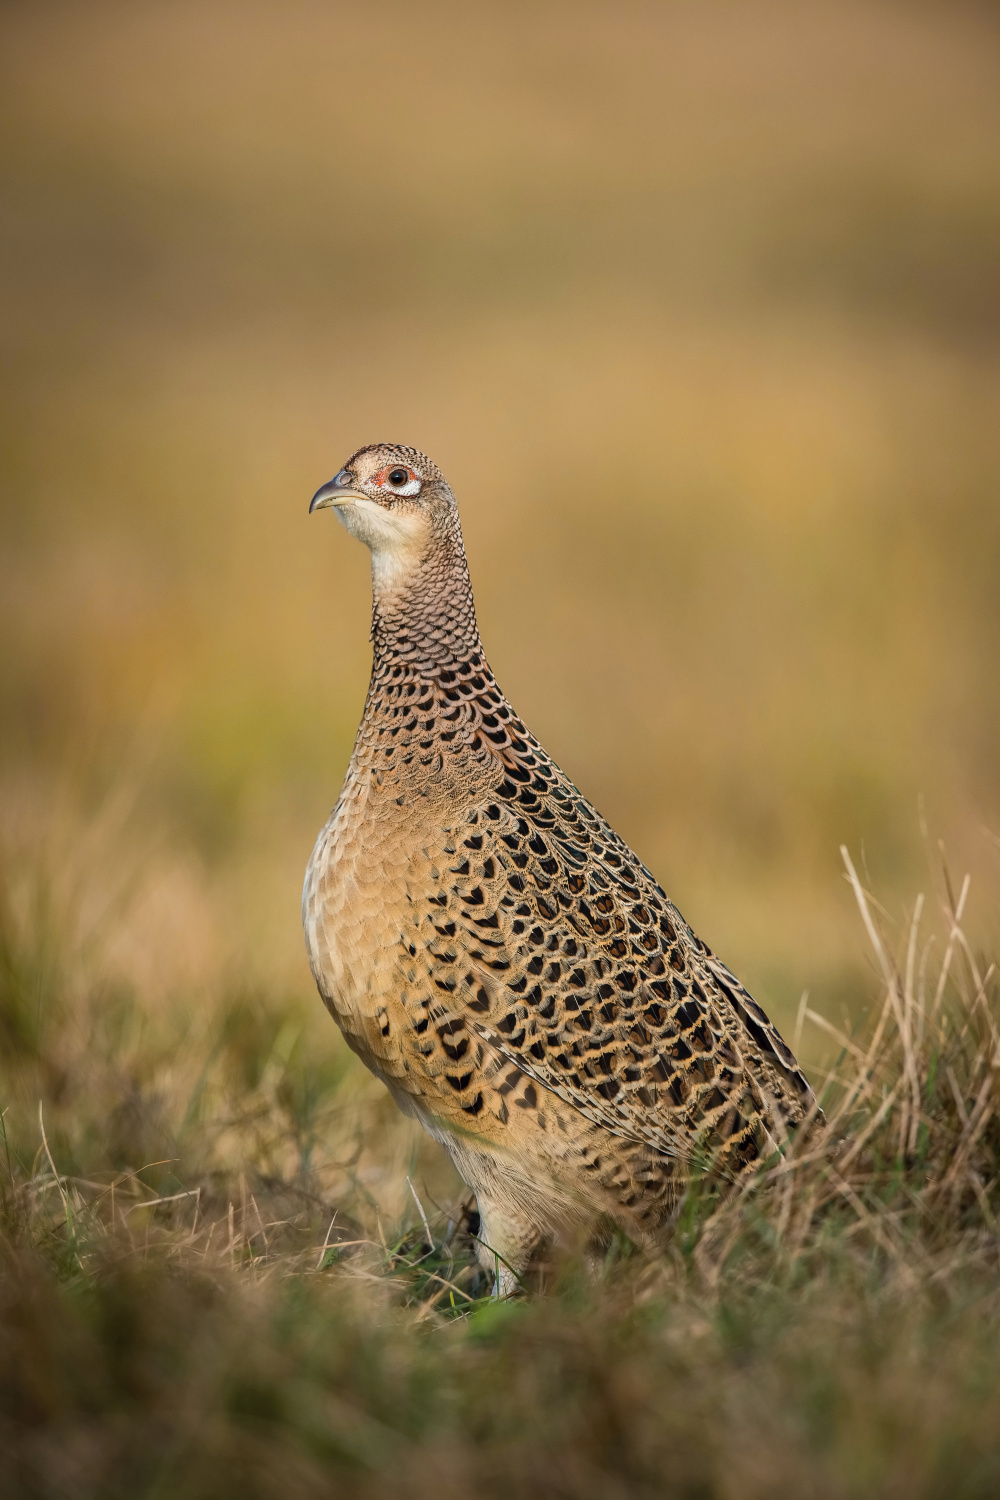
[472,1194,544,1299]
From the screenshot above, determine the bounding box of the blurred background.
[1,0,999,1195]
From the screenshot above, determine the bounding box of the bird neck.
[369,525,484,680]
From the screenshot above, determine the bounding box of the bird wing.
[403,739,817,1170]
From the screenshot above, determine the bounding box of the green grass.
[2,836,999,1499]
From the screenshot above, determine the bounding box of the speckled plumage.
[303,443,817,1293]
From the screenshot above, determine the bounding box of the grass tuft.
[2,830,999,1496]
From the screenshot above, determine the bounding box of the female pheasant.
[303,443,816,1294]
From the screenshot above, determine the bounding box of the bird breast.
[303,768,401,1040]
[301,755,454,1080]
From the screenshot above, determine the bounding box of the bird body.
[304,444,816,1293]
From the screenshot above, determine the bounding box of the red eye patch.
[374,464,415,487]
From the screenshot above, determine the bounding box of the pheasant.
[303,443,817,1294]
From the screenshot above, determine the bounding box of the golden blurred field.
[4,0,1000,1008]
[2,4,1000,1494]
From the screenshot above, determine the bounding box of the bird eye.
[375,464,422,497]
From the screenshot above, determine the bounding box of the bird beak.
[309,469,367,513]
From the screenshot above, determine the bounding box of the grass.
[2,819,999,1499]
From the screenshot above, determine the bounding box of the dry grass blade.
[406,1175,434,1249]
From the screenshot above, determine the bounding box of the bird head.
[309,443,453,590]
